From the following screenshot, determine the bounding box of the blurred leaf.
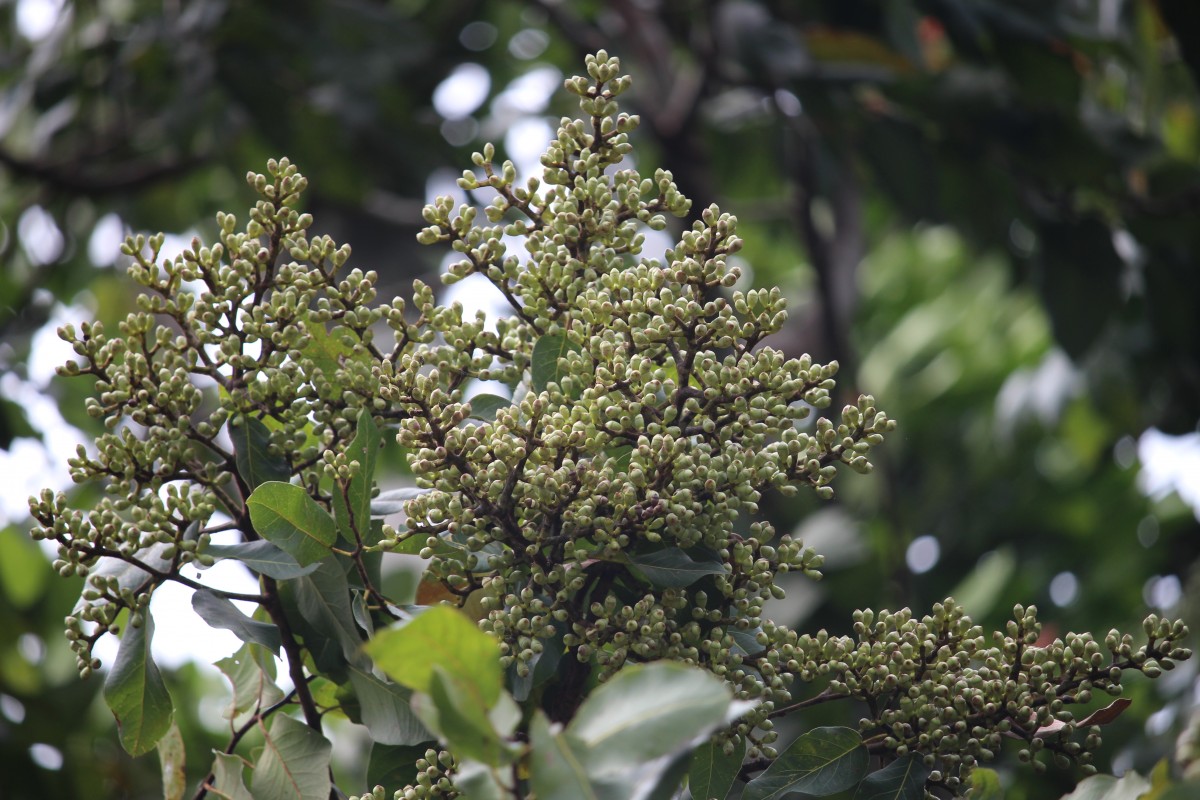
[949,547,1016,619]
[415,666,513,766]
[192,589,282,653]
[203,541,320,580]
[0,524,51,608]
[689,736,745,800]
[103,615,174,756]
[250,714,332,800]
[627,548,728,588]
[853,754,930,800]
[157,721,187,800]
[529,710,621,800]
[247,481,337,566]
[366,605,503,706]
[1058,771,1151,800]
[229,415,291,489]
[968,767,1003,800]
[743,727,868,800]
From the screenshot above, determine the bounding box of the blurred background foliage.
[2,0,1199,797]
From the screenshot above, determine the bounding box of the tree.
[24,52,1193,800]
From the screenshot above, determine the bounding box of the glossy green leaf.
[348,665,431,745]
[689,736,745,800]
[210,752,254,800]
[366,605,503,707]
[103,615,174,756]
[192,589,281,653]
[967,767,1003,800]
[532,333,581,393]
[628,548,727,588]
[466,393,512,422]
[567,661,738,775]
[157,721,186,800]
[216,643,284,728]
[229,415,291,489]
[247,481,337,566]
[333,407,381,543]
[203,541,320,580]
[250,714,332,800]
[853,754,930,800]
[743,727,868,800]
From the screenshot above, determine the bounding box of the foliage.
[23,51,1192,800]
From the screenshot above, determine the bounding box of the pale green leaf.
[210,752,254,800]
[365,605,502,707]
[103,615,174,756]
[157,721,186,800]
[743,727,868,800]
[216,643,284,728]
[250,714,332,800]
[968,768,1003,800]
[1058,771,1152,800]
[247,481,336,566]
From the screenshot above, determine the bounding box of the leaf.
[967,767,1003,800]
[529,710,622,800]
[455,759,512,800]
[853,755,930,800]
[210,752,254,800]
[333,408,381,543]
[415,665,512,766]
[689,736,745,800]
[466,393,512,422]
[247,481,337,566]
[0,524,50,608]
[949,547,1016,620]
[103,615,175,756]
[567,661,739,775]
[250,714,333,800]
[203,541,320,580]
[192,589,282,653]
[348,665,432,745]
[229,415,292,489]
[531,333,581,394]
[157,721,187,800]
[366,605,503,707]
[367,744,428,792]
[370,486,430,516]
[1058,771,1152,800]
[287,558,365,666]
[743,727,868,800]
[217,643,284,729]
[627,548,727,589]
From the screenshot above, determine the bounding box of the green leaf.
[853,755,930,800]
[415,665,511,766]
[216,643,285,728]
[203,541,320,580]
[348,665,431,745]
[1058,771,1152,800]
[466,393,512,422]
[210,752,254,800]
[229,415,291,489]
[367,744,428,792]
[532,333,581,394]
[529,710,622,800]
[370,486,428,516]
[627,548,728,589]
[366,605,503,707]
[949,547,1016,620]
[743,727,868,800]
[967,768,1003,800]
[333,408,381,543]
[455,759,512,800]
[103,615,175,756]
[689,736,745,800]
[247,481,337,566]
[157,721,186,800]
[192,589,281,653]
[567,661,739,775]
[250,714,332,800]
[286,558,365,666]
[0,525,50,608]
